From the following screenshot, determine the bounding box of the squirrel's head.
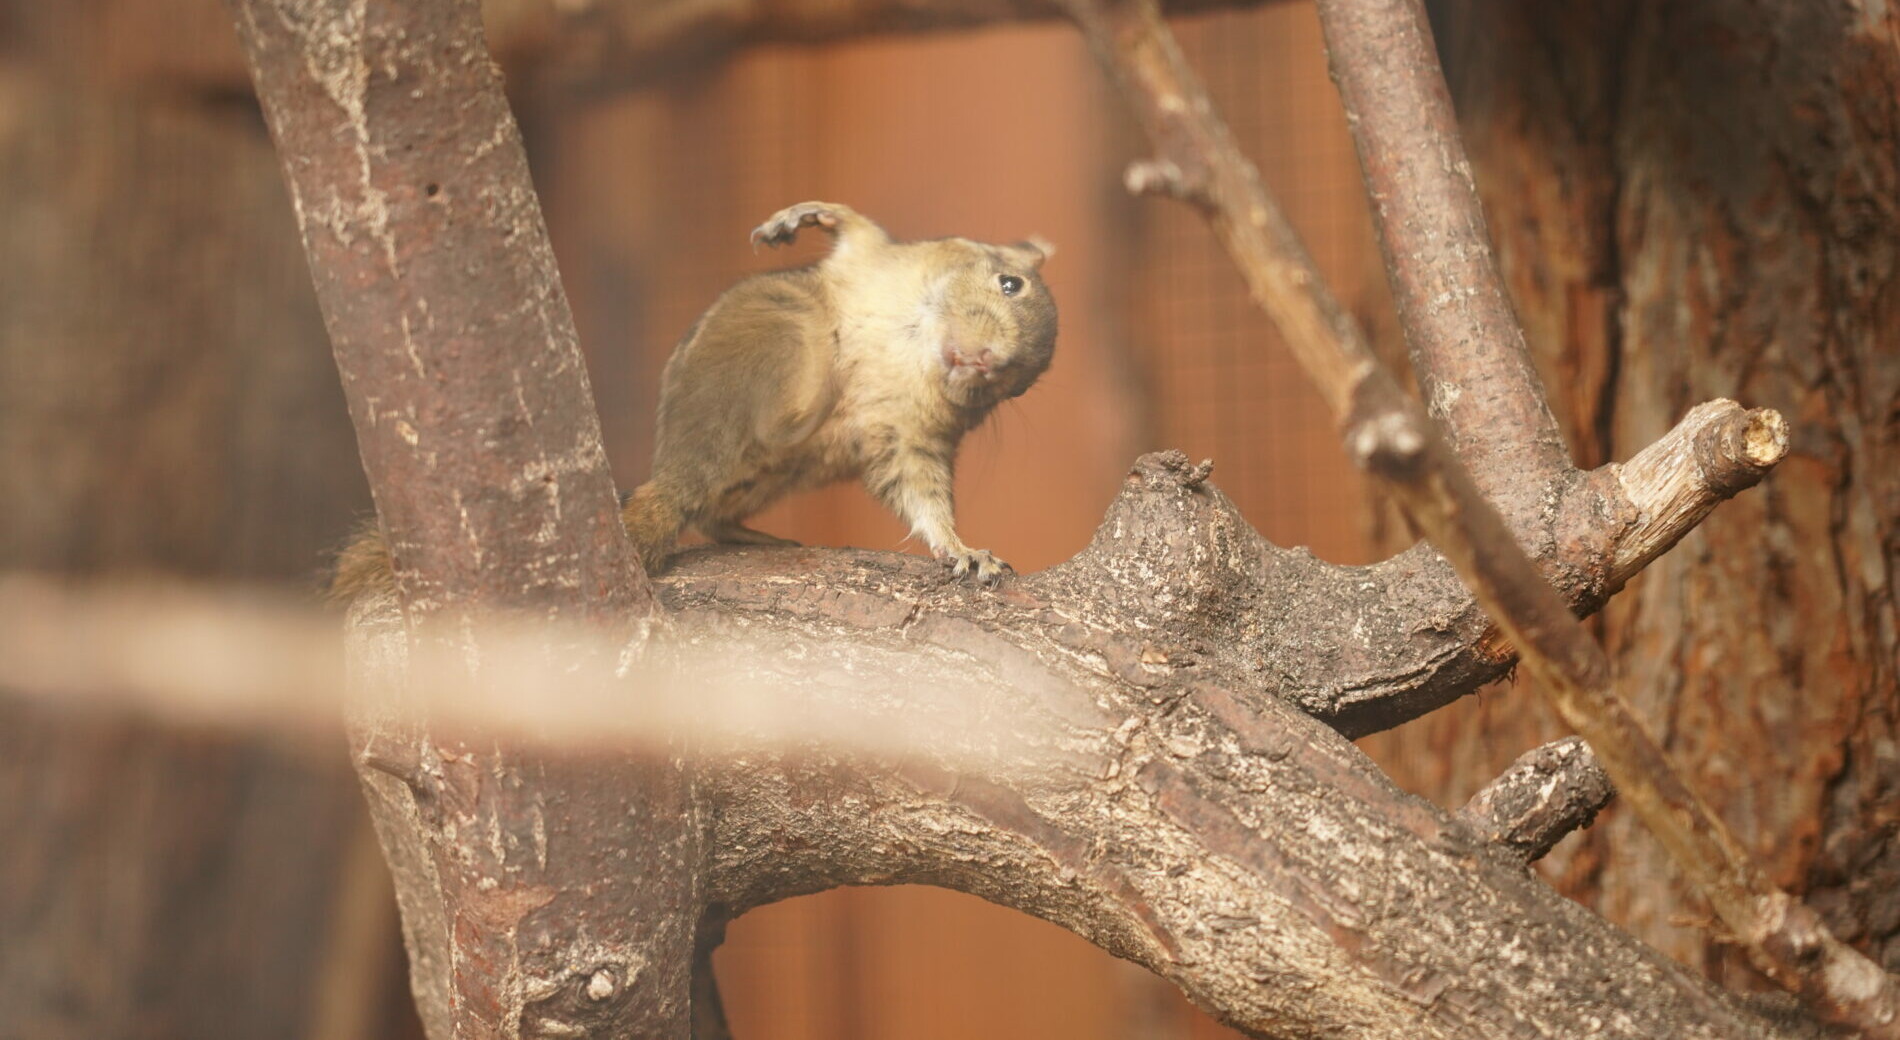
[931,237,1058,410]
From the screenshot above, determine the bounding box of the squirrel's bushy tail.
[623,481,685,576]
[328,483,683,604]
[328,521,396,604]
[326,484,683,603]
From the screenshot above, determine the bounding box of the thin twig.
[1058,0,1900,1032]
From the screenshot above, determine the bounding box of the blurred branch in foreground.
[0,574,1063,771]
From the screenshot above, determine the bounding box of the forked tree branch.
[1059,0,1900,1031]
[224,0,1864,1036]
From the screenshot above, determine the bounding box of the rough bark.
[345,476,1827,1040]
[1071,0,1896,1026]
[1456,737,1614,866]
[230,0,685,1035]
[336,440,1815,1040]
[227,0,1878,1036]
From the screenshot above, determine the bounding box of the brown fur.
[329,201,1055,598]
[328,519,396,604]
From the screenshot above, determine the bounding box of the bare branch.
[1604,400,1790,589]
[644,560,1818,1040]
[0,565,1824,1035]
[228,1,691,1036]
[1384,399,1898,1031]
[1047,421,1780,739]
[1314,0,1570,515]
[41,0,1288,93]
[1058,0,1900,1032]
[229,0,651,626]
[1457,737,1614,865]
[1054,0,1378,419]
[199,0,1874,1032]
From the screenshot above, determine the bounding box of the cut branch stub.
[1603,400,1790,588]
[1458,736,1615,865]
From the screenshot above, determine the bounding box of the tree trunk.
[1368,0,1900,987]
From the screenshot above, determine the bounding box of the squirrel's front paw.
[751,202,841,248]
[939,547,1012,586]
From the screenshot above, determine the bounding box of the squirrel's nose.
[945,346,996,373]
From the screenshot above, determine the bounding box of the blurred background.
[1,1,1893,1038]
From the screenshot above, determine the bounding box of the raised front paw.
[939,547,1012,586]
[751,202,842,248]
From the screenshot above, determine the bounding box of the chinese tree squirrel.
[331,201,1056,600]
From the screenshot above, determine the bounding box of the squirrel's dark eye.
[998,274,1025,297]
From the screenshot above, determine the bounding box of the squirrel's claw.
[941,547,1012,587]
[751,202,841,249]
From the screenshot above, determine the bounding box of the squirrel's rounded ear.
[1008,237,1055,268]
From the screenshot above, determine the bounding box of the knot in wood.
[1347,411,1429,479]
[1125,157,1214,209]
[1127,449,1215,492]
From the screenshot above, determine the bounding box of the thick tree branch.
[1457,737,1614,865]
[342,546,1825,1039]
[229,0,651,623]
[230,1,692,1036]
[1058,0,1900,1031]
[1051,403,1781,738]
[1042,0,1779,742]
[1314,0,1570,518]
[28,0,1284,94]
[1377,393,1897,1034]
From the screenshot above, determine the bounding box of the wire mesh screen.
[1133,2,1391,566]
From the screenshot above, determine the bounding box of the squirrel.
[331,201,1056,601]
